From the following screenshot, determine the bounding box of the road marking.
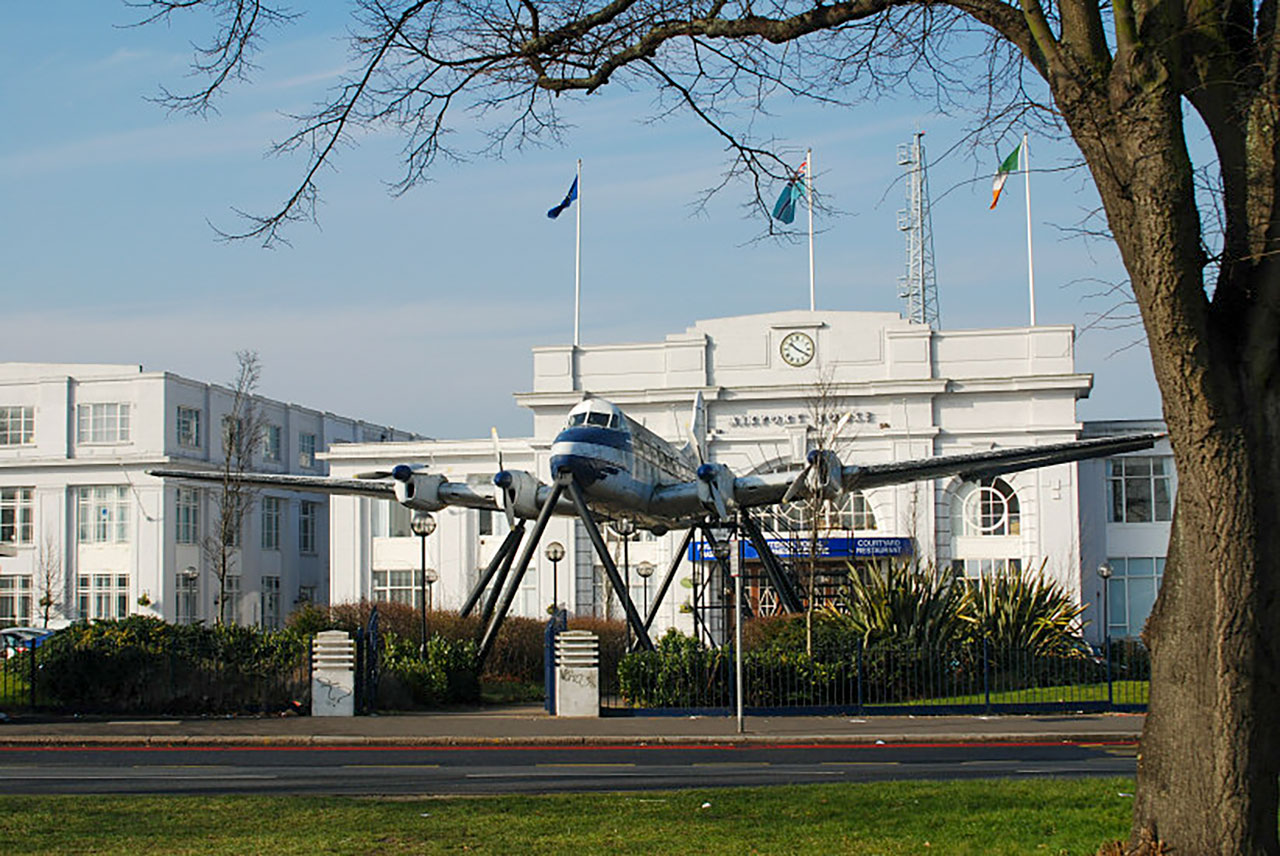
[535,763,636,768]
[691,762,769,767]
[5,773,277,780]
[466,771,645,778]
[820,761,900,766]
[343,764,441,769]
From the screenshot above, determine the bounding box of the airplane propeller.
[780,411,854,504]
[491,427,517,528]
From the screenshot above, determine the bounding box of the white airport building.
[0,363,414,629]
[321,310,1174,645]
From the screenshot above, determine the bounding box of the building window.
[372,569,420,607]
[175,487,199,545]
[220,575,242,624]
[261,497,281,550]
[759,491,876,532]
[951,557,1023,579]
[1107,456,1174,523]
[372,500,411,538]
[176,406,201,449]
[958,478,1020,536]
[478,509,494,536]
[264,425,282,462]
[0,406,35,446]
[1105,557,1165,638]
[298,432,317,469]
[176,571,199,625]
[299,501,317,554]
[77,486,131,544]
[77,573,129,620]
[0,576,32,627]
[261,576,281,630]
[76,403,131,444]
[0,487,34,547]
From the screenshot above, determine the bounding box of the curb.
[0,732,1141,748]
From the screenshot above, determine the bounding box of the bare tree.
[137,0,1280,850]
[795,367,854,657]
[33,534,62,629]
[201,351,267,626]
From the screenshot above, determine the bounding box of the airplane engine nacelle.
[696,462,737,518]
[497,470,542,520]
[394,473,448,512]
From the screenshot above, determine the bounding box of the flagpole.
[574,158,582,347]
[1023,133,1036,327]
[806,148,815,312]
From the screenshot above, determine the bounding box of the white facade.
[324,311,1174,644]
[0,363,414,629]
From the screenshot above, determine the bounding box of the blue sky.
[0,3,1160,439]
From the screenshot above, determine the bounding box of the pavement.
[0,706,1145,747]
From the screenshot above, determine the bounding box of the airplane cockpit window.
[586,412,611,427]
[607,414,621,429]
[568,413,587,427]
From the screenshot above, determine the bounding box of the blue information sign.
[688,536,913,562]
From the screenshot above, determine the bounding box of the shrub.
[379,632,480,706]
[38,616,308,714]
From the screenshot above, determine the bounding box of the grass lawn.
[866,680,1149,709]
[0,777,1136,855]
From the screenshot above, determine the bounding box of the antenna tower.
[896,132,941,327]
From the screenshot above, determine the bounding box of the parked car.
[0,627,54,659]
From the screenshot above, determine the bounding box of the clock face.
[779,331,815,367]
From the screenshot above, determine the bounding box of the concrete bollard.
[311,630,356,717]
[555,630,599,718]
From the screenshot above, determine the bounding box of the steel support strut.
[738,511,805,613]
[476,483,564,668]
[480,524,526,628]
[460,522,526,618]
[563,475,655,652]
[643,527,694,633]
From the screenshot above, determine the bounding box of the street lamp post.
[1098,562,1113,705]
[410,512,437,659]
[544,541,565,615]
[635,561,655,618]
[424,567,439,612]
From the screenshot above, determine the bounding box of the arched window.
[763,491,876,532]
[958,478,1020,536]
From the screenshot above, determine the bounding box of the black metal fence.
[603,638,1149,715]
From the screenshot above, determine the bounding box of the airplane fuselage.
[548,399,697,529]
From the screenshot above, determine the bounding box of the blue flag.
[547,176,579,219]
[771,181,802,224]
[771,161,808,224]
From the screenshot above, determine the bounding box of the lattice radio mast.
[897,131,941,327]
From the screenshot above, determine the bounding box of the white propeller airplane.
[150,396,1161,660]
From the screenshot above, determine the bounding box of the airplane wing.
[649,432,1164,521]
[840,432,1165,492]
[147,467,501,513]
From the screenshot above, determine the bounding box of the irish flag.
[989,144,1022,209]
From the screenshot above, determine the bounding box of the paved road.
[0,740,1137,795]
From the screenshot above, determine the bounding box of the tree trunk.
[1054,70,1280,853]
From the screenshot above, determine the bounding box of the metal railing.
[604,638,1149,715]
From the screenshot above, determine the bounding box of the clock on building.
[779,331,815,367]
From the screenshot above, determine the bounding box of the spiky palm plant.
[962,561,1087,657]
[829,561,970,651]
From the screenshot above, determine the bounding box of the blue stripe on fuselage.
[554,426,632,450]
